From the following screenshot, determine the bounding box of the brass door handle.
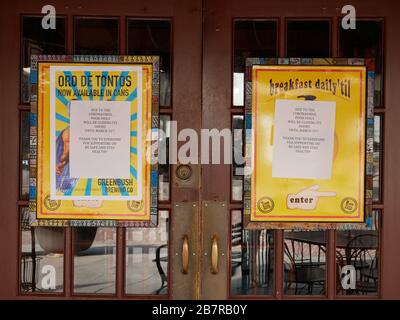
[211,234,219,274]
[181,235,189,274]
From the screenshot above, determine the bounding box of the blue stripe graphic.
[56,89,69,106]
[116,179,129,196]
[130,166,138,180]
[64,71,82,100]
[85,178,92,196]
[84,71,93,101]
[56,113,70,124]
[126,88,137,101]
[111,71,129,101]
[100,71,108,100]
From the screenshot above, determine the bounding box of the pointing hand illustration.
[287,185,336,210]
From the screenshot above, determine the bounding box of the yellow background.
[37,62,152,220]
[251,65,366,222]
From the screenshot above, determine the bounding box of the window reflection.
[284,231,326,295]
[232,116,244,201]
[20,207,64,293]
[336,211,379,296]
[373,115,382,202]
[125,211,169,295]
[233,20,277,106]
[21,16,66,103]
[74,17,119,55]
[73,227,116,294]
[286,20,331,58]
[159,116,171,201]
[20,111,30,200]
[127,20,171,107]
[340,20,383,106]
[231,211,274,295]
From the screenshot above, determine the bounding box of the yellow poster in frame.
[36,61,153,220]
[250,65,366,223]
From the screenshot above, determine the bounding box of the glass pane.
[287,20,330,58]
[73,227,116,294]
[125,210,169,295]
[159,115,171,201]
[20,207,64,293]
[20,111,30,200]
[373,115,382,202]
[233,20,277,106]
[340,21,383,106]
[231,211,274,296]
[74,17,119,55]
[21,16,66,103]
[232,115,244,201]
[127,20,171,107]
[284,231,327,295]
[336,211,379,296]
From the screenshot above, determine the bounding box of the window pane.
[232,115,244,201]
[74,17,119,55]
[127,20,171,107]
[336,211,379,296]
[159,115,171,201]
[20,207,64,293]
[125,211,169,295]
[287,20,330,58]
[231,211,274,295]
[233,20,277,106]
[20,111,30,200]
[373,115,382,202]
[21,16,66,103]
[73,227,116,294]
[284,231,326,295]
[340,21,383,106]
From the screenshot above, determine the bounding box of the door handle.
[181,234,189,274]
[210,234,219,274]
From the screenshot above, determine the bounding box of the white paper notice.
[272,99,336,180]
[69,100,131,178]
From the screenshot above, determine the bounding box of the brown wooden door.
[1,0,400,300]
[200,0,400,299]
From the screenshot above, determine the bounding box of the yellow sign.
[250,65,366,222]
[36,62,152,220]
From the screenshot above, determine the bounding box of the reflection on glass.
[20,207,64,293]
[340,21,383,106]
[233,73,244,106]
[233,20,277,106]
[74,17,119,55]
[159,115,171,201]
[287,20,330,58]
[373,115,382,202]
[128,20,171,107]
[232,116,244,201]
[73,227,116,294]
[125,211,169,294]
[284,231,326,295]
[20,111,30,200]
[21,16,66,103]
[231,211,274,295]
[337,211,379,296]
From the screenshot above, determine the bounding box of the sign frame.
[29,55,160,227]
[243,58,375,230]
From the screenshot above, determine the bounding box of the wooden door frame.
[0,0,203,300]
[1,0,400,300]
[201,0,400,299]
